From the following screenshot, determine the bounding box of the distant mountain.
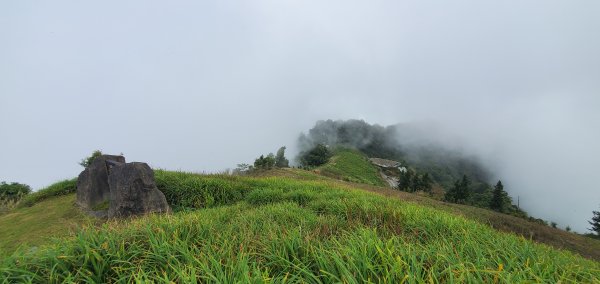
[297,119,492,189]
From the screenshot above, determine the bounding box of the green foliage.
[318,148,385,186]
[154,170,250,210]
[0,182,31,202]
[489,180,511,213]
[274,146,289,168]
[298,143,331,167]
[17,179,77,208]
[92,201,110,211]
[233,163,252,175]
[253,154,276,170]
[251,146,289,172]
[445,175,471,204]
[299,119,524,212]
[79,150,103,168]
[397,170,432,193]
[0,181,31,212]
[589,207,600,235]
[298,119,492,188]
[1,174,599,282]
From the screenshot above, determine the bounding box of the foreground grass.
[1,171,598,283]
[317,148,386,187]
[0,194,87,254]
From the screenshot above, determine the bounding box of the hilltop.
[1,148,599,282]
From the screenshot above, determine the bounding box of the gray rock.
[76,155,125,210]
[107,162,171,218]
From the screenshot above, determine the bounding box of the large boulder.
[107,162,171,218]
[76,155,125,210]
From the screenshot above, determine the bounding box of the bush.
[298,144,331,167]
[275,146,290,168]
[254,154,275,170]
[79,150,102,168]
[0,182,31,202]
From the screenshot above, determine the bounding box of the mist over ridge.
[295,117,599,234]
[2,1,599,233]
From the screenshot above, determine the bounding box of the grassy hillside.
[0,194,87,254]
[348,181,600,261]
[16,178,77,208]
[1,171,599,282]
[316,148,386,187]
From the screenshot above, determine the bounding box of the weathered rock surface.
[76,155,125,210]
[107,162,171,218]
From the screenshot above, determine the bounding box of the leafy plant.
[0,182,31,202]
[274,146,289,168]
[298,143,331,167]
[79,150,103,168]
[253,154,275,170]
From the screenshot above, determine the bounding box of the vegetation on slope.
[16,179,77,208]
[298,120,533,219]
[258,168,600,261]
[0,182,32,213]
[352,182,600,261]
[316,148,386,187]
[155,170,250,210]
[297,119,492,189]
[0,194,87,254]
[1,171,598,282]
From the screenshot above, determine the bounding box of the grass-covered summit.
[315,148,386,187]
[1,170,599,282]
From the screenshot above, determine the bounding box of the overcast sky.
[1,1,599,232]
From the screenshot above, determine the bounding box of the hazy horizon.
[1,1,599,233]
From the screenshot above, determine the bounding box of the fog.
[1,1,599,232]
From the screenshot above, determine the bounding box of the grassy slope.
[250,168,600,261]
[316,148,386,187]
[1,171,599,283]
[16,179,77,208]
[333,180,600,262]
[0,194,87,254]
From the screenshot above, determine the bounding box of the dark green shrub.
[298,144,331,167]
[0,182,31,202]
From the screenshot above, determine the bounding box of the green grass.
[0,194,87,255]
[317,148,386,187]
[16,178,77,208]
[1,171,598,282]
[154,170,251,210]
[91,200,109,211]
